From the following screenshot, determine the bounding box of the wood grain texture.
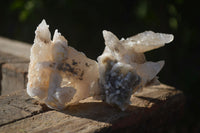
[0,51,29,95]
[0,37,31,59]
[0,90,46,127]
[0,84,185,133]
[1,63,28,95]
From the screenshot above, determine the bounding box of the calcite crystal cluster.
[27,20,174,110]
[27,20,99,109]
[98,31,173,110]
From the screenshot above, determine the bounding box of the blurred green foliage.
[1,0,200,132]
[10,0,42,22]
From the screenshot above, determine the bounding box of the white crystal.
[27,20,99,109]
[98,30,173,110]
[27,20,174,111]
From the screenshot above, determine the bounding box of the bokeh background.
[1,0,200,132]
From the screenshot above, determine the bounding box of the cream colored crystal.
[98,30,173,110]
[27,20,99,109]
[27,20,174,111]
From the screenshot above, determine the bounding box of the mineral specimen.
[27,20,174,111]
[98,30,173,110]
[27,20,99,109]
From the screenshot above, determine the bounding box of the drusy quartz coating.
[27,20,174,111]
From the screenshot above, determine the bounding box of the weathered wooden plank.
[0,90,45,127]
[0,111,110,133]
[0,37,31,59]
[0,51,28,64]
[0,84,185,133]
[0,51,29,95]
[1,63,28,95]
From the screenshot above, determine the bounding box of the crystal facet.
[27,20,174,111]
